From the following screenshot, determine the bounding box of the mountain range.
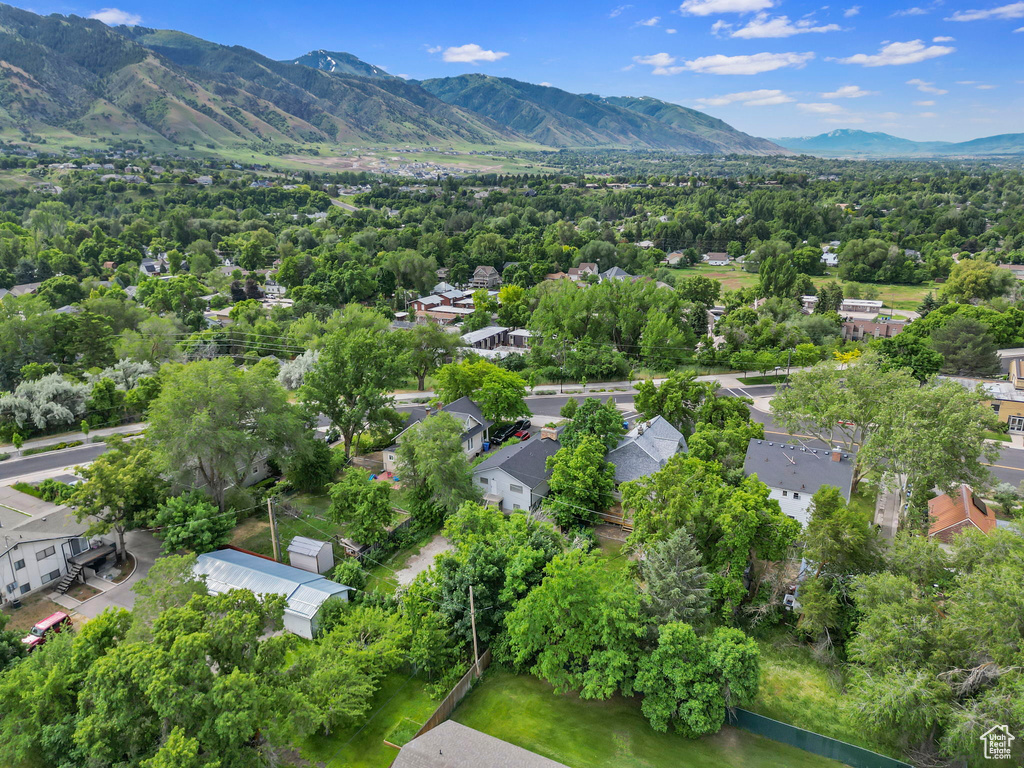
[776,129,1024,158]
[0,3,784,155]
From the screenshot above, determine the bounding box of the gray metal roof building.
[194,548,351,638]
[393,721,569,768]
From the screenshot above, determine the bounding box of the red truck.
[21,611,72,650]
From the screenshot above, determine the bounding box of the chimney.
[541,426,558,442]
[831,447,842,462]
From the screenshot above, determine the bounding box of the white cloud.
[696,88,794,106]
[540,81,553,86]
[1016,25,1024,30]
[956,79,977,84]
[711,20,734,35]
[947,2,1024,21]
[396,74,412,80]
[833,39,955,66]
[442,44,509,63]
[891,7,928,16]
[610,4,633,17]
[666,28,678,33]
[933,35,955,41]
[821,85,874,98]
[679,0,775,16]
[919,111,938,117]
[914,99,936,105]
[680,50,815,74]
[426,45,442,54]
[798,102,845,114]
[88,7,142,25]
[976,83,998,89]
[908,78,949,94]
[636,16,661,26]
[731,13,840,37]
[633,52,686,74]
[844,6,861,16]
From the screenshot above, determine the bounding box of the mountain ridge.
[777,128,1024,157]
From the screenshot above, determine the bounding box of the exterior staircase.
[53,564,83,595]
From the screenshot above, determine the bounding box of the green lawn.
[985,430,1012,443]
[752,637,897,757]
[738,374,790,385]
[295,672,440,768]
[847,477,880,519]
[452,668,843,768]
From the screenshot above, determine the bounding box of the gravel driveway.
[395,533,452,586]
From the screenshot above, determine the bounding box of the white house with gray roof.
[384,397,492,474]
[472,426,562,511]
[607,416,687,486]
[743,438,856,527]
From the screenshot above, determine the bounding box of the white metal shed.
[287,536,334,575]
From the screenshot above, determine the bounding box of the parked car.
[514,419,532,431]
[491,423,518,446]
[22,611,72,650]
[514,429,531,441]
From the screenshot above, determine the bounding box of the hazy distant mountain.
[282,50,394,79]
[419,74,788,155]
[777,128,1024,157]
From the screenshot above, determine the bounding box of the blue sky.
[16,0,1024,141]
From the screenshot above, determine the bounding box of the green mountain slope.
[600,95,784,155]
[0,4,522,150]
[283,50,394,79]
[419,74,787,154]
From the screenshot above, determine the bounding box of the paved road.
[0,442,109,482]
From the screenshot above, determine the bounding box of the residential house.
[393,721,568,768]
[544,271,570,281]
[928,485,996,543]
[742,439,856,527]
[841,319,906,342]
[662,251,687,266]
[0,484,111,606]
[599,266,633,282]
[607,417,687,486]
[461,326,509,350]
[636,240,655,249]
[944,367,1024,434]
[567,262,599,282]
[193,548,351,639]
[472,426,562,511]
[703,252,731,266]
[509,328,533,348]
[8,282,41,297]
[820,251,839,268]
[469,265,502,289]
[383,397,492,473]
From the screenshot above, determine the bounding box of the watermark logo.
[980,725,1015,760]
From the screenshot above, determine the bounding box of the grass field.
[671,264,937,311]
[752,636,897,757]
[452,668,843,768]
[296,672,439,768]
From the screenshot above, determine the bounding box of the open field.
[671,264,937,311]
[452,668,843,768]
[295,672,439,768]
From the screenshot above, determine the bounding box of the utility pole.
[268,498,281,562]
[469,584,480,675]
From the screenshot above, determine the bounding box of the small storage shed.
[194,549,351,639]
[287,536,334,575]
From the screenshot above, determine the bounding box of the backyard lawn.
[296,672,440,768]
[752,636,897,758]
[453,668,844,768]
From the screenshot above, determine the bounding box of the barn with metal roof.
[194,548,351,638]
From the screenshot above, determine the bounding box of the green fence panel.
[729,709,913,768]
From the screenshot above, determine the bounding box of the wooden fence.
[413,649,493,739]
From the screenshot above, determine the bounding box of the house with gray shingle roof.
[607,416,687,486]
[472,427,562,511]
[393,721,568,768]
[383,397,492,474]
[742,438,855,527]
